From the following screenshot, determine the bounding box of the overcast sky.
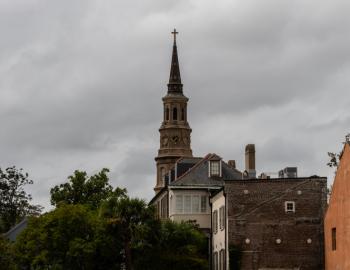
[1,0,349,210]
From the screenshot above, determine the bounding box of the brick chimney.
[228,160,236,169]
[245,144,256,178]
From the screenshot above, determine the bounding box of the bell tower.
[154,29,193,193]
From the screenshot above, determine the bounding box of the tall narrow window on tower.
[173,107,178,120]
[181,108,185,121]
[166,107,169,121]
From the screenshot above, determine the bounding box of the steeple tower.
[154,29,193,193]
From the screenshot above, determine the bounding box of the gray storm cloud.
[0,0,349,210]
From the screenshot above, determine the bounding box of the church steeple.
[168,29,183,93]
[154,29,193,193]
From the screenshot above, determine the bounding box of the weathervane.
[171,28,178,43]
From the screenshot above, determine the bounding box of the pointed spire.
[168,28,183,94]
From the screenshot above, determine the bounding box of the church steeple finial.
[172,28,178,44]
[168,28,183,94]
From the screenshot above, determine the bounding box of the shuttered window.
[213,210,218,234]
[219,206,225,230]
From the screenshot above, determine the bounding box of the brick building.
[324,142,350,270]
[225,177,327,270]
[151,31,327,270]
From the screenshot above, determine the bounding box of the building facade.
[211,189,228,270]
[225,177,327,270]
[324,142,350,270]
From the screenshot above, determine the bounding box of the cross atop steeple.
[171,28,178,44]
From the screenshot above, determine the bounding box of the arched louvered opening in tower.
[173,107,178,120]
[181,108,185,121]
[165,107,170,121]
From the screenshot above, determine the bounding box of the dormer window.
[209,160,221,177]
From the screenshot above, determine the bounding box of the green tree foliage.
[327,133,350,168]
[14,204,123,270]
[50,168,113,209]
[9,168,209,270]
[0,236,16,269]
[133,221,209,270]
[0,166,42,233]
[100,194,158,270]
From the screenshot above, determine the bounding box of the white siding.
[211,190,228,270]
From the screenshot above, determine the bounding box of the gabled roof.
[4,217,28,241]
[170,153,242,187]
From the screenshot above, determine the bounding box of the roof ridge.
[4,217,28,236]
[175,156,185,163]
[221,159,242,174]
[208,153,222,160]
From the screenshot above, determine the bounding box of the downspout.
[224,190,228,270]
[209,189,213,270]
[167,186,170,219]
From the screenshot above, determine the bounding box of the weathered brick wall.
[225,177,327,270]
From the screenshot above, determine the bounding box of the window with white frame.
[184,195,191,213]
[192,195,200,213]
[176,195,183,213]
[285,201,295,213]
[175,194,208,214]
[210,161,220,176]
[219,206,225,230]
[160,196,168,219]
[213,210,218,234]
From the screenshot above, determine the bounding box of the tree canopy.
[133,220,209,270]
[14,203,123,270]
[327,133,350,168]
[3,168,209,270]
[50,168,113,209]
[0,166,42,233]
[0,236,16,269]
